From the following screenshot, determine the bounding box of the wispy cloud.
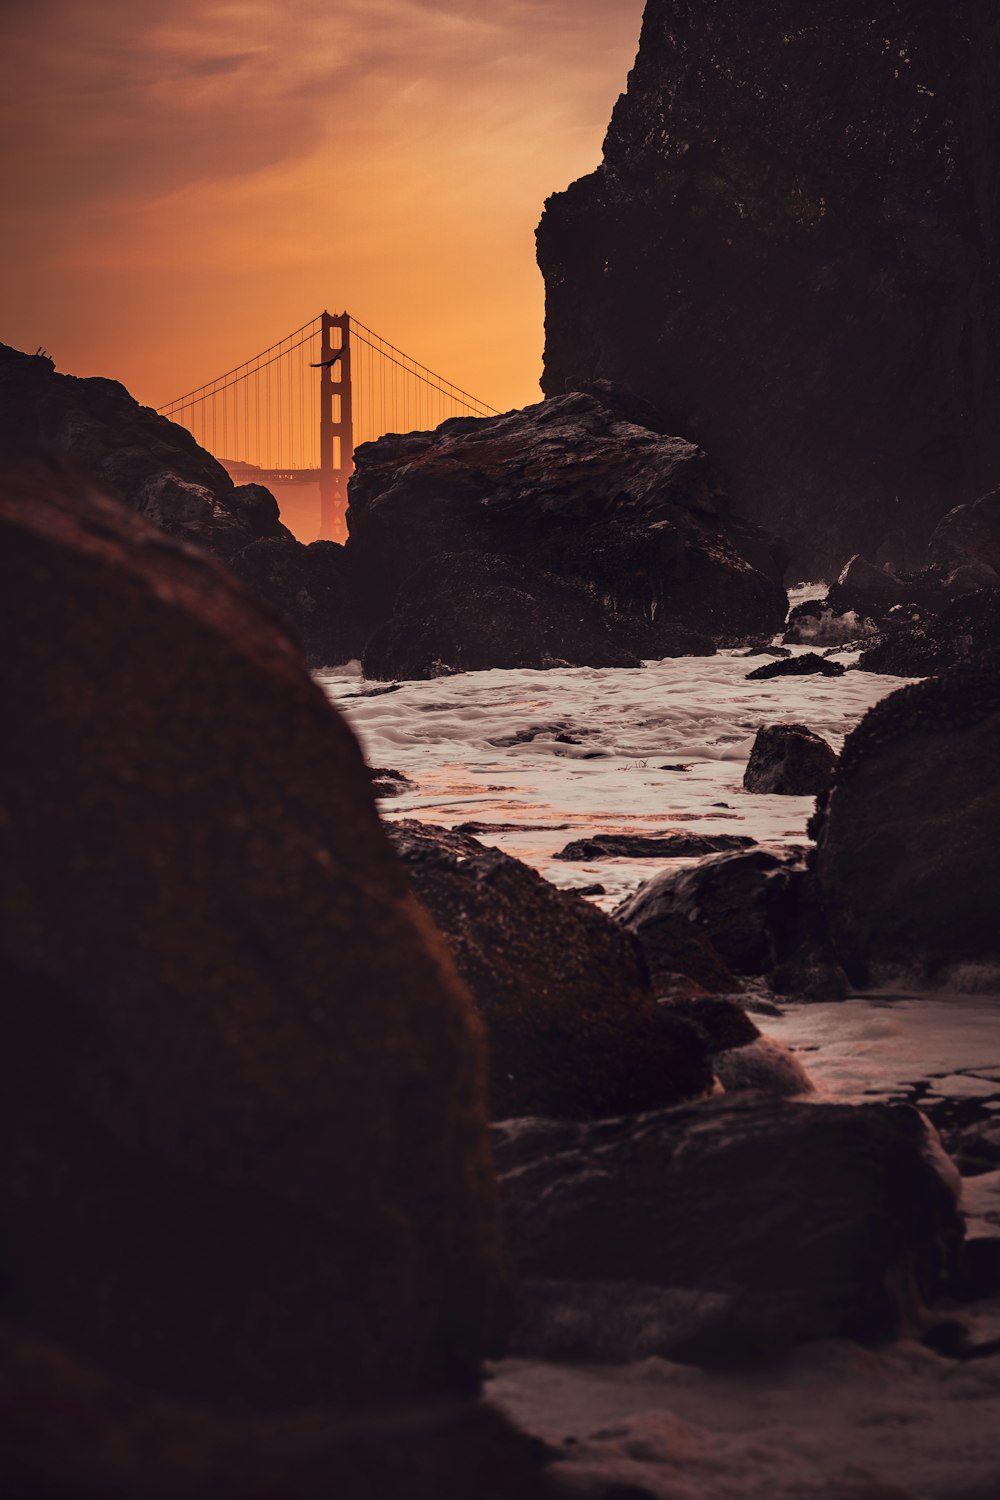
[1,0,644,408]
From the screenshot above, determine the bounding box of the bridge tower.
[319,311,354,537]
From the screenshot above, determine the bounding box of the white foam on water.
[318,644,904,908]
[319,628,1000,1498]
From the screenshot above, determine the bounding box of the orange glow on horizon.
[1,1,645,448]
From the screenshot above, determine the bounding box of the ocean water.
[317,641,900,909]
[320,632,1000,1498]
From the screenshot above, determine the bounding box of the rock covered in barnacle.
[347,384,788,660]
[385,820,715,1119]
[743,722,838,796]
[615,847,849,1001]
[746,653,846,681]
[857,587,1000,677]
[0,469,560,1497]
[361,551,647,678]
[812,651,1000,985]
[536,1,1000,576]
[494,1095,963,1366]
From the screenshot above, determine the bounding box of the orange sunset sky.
[1,0,645,418]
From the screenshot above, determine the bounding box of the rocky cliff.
[537,1,1000,577]
[0,343,293,558]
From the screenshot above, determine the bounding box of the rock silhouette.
[813,650,1000,986]
[537,2,1000,576]
[347,386,788,652]
[0,342,292,559]
[0,470,551,1495]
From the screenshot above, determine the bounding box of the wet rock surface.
[347,386,788,653]
[857,587,1000,677]
[0,471,543,1493]
[537,2,1000,577]
[361,552,646,678]
[495,1094,964,1365]
[386,821,714,1119]
[554,831,754,861]
[616,847,849,1001]
[369,766,415,799]
[812,651,1000,986]
[742,722,838,796]
[746,653,846,681]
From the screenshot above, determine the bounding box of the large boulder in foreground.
[495,1094,963,1365]
[537,2,1000,577]
[812,652,1000,986]
[386,821,714,1119]
[0,473,529,1492]
[347,386,787,651]
[0,343,293,559]
[0,1323,553,1500]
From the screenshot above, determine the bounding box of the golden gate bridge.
[157,311,499,541]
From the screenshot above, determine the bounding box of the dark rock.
[342,682,402,698]
[488,725,562,748]
[369,766,414,799]
[950,1238,1000,1303]
[615,847,849,1001]
[616,905,740,998]
[361,552,644,678]
[671,995,815,1099]
[495,1095,964,1365]
[0,342,293,559]
[346,387,788,649]
[536,5,1000,577]
[0,474,505,1426]
[812,652,1000,985]
[573,883,607,898]
[655,992,811,1097]
[946,1118,1000,1177]
[553,831,755,861]
[826,555,907,618]
[385,821,714,1120]
[857,587,1000,677]
[929,490,1000,577]
[746,653,847,681]
[743,644,791,658]
[856,625,957,678]
[742,723,838,796]
[0,1322,556,1500]
[712,1036,815,1099]
[667,996,760,1054]
[454,821,571,836]
[227,537,361,668]
[0,342,374,682]
[783,598,877,648]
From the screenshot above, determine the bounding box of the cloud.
[2,0,638,209]
[1,0,644,411]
